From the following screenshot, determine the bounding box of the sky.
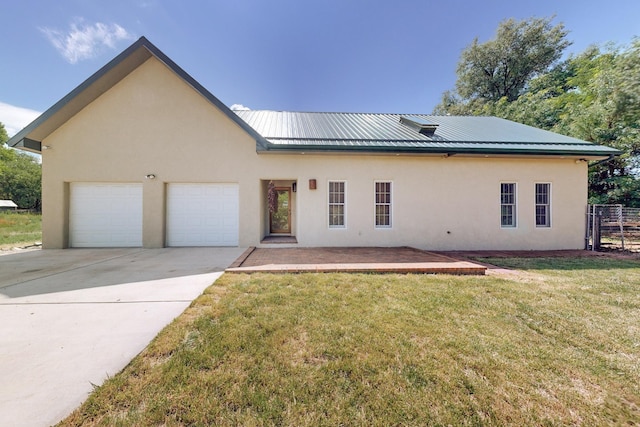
[1,0,639,137]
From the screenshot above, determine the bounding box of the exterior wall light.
[42,145,52,150]
[145,174,156,179]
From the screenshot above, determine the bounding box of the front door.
[270,188,291,234]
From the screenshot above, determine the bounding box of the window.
[328,181,346,228]
[501,183,516,227]
[535,183,551,227]
[375,181,392,228]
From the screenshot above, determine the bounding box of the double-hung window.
[328,181,346,228]
[501,183,516,227]
[375,181,392,228]
[535,183,551,227]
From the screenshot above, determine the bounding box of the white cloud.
[40,19,134,64]
[230,104,251,111]
[138,0,158,8]
[0,102,41,137]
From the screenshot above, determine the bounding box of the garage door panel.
[166,183,239,247]
[70,183,143,248]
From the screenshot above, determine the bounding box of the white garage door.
[166,183,239,246]
[70,183,143,247]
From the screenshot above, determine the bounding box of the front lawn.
[60,257,640,426]
[0,212,41,248]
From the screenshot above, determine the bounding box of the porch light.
[309,179,316,190]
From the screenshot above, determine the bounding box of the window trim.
[535,182,552,228]
[374,181,393,229]
[328,180,346,229]
[500,182,517,228]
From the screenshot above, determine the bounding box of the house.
[7,37,620,250]
[0,200,18,211]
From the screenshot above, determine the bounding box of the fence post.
[617,205,625,251]
[585,206,591,250]
[594,208,602,251]
[591,205,597,251]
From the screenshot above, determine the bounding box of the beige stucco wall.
[40,56,588,250]
[290,155,587,250]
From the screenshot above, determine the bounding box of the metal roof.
[235,111,621,158]
[6,35,621,160]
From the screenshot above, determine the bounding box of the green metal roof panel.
[235,111,621,157]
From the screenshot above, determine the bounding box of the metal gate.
[586,204,640,251]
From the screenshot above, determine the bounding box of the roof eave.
[10,137,42,153]
[7,37,155,152]
[258,143,622,159]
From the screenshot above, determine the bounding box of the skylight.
[400,116,439,136]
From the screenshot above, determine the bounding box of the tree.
[435,17,640,206]
[0,122,7,145]
[435,16,570,112]
[0,122,42,210]
[555,42,640,206]
[497,44,640,206]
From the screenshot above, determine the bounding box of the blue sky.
[1,0,639,137]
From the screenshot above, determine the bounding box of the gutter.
[589,154,617,168]
[258,143,621,158]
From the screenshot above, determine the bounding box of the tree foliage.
[434,16,640,206]
[0,122,42,210]
[455,17,570,103]
[490,42,640,206]
[0,122,7,145]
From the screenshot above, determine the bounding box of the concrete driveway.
[0,247,245,427]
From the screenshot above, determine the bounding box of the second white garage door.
[166,183,239,246]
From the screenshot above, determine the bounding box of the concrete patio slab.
[0,247,245,427]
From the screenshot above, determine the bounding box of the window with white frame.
[535,183,551,227]
[501,183,516,227]
[375,181,392,228]
[328,181,346,228]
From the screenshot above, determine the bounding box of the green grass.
[0,212,41,248]
[60,258,640,426]
[478,255,640,271]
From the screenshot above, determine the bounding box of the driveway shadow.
[0,248,246,299]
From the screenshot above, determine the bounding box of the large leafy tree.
[488,43,640,206]
[454,17,570,104]
[0,122,42,210]
[434,16,640,206]
[560,42,640,206]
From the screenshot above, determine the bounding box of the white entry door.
[69,183,143,247]
[166,183,239,246]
